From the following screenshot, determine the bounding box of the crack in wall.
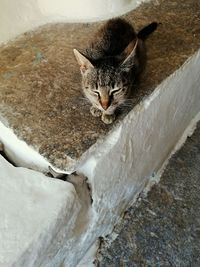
[0,142,16,166]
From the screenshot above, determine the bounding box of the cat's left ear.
[120,39,138,69]
[73,49,94,75]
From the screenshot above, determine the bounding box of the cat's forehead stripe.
[97,68,116,87]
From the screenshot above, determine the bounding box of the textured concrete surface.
[98,122,200,267]
[0,0,200,170]
[0,154,80,267]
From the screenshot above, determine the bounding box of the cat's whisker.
[119,102,133,107]
[124,98,134,102]
[78,96,90,103]
[121,100,134,107]
[120,105,133,108]
[123,102,133,105]
[119,105,134,110]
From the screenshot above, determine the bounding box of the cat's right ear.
[73,49,94,75]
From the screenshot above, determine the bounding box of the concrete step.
[0,0,200,266]
[0,155,79,267]
[0,0,199,172]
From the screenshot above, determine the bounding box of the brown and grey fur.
[74,18,157,124]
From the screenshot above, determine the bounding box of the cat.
[73,18,157,124]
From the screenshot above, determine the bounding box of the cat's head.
[73,40,138,113]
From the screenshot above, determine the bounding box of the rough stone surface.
[0,154,79,267]
[98,122,200,267]
[0,0,200,170]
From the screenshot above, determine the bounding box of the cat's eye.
[110,88,122,96]
[93,91,100,98]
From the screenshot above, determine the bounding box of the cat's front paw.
[101,113,115,124]
[90,106,102,117]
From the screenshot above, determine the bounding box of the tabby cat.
[74,18,157,124]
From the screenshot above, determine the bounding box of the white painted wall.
[0,0,147,44]
[0,155,80,267]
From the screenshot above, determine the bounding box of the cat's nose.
[101,99,110,110]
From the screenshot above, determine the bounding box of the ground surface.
[98,122,200,267]
[0,0,199,170]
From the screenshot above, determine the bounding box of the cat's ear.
[120,39,138,69]
[73,49,94,75]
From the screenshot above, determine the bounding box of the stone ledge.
[0,0,199,171]
[0,155,80,267]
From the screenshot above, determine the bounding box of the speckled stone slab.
[0,0,199,170]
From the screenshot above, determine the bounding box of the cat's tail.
[137,22,158,40]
